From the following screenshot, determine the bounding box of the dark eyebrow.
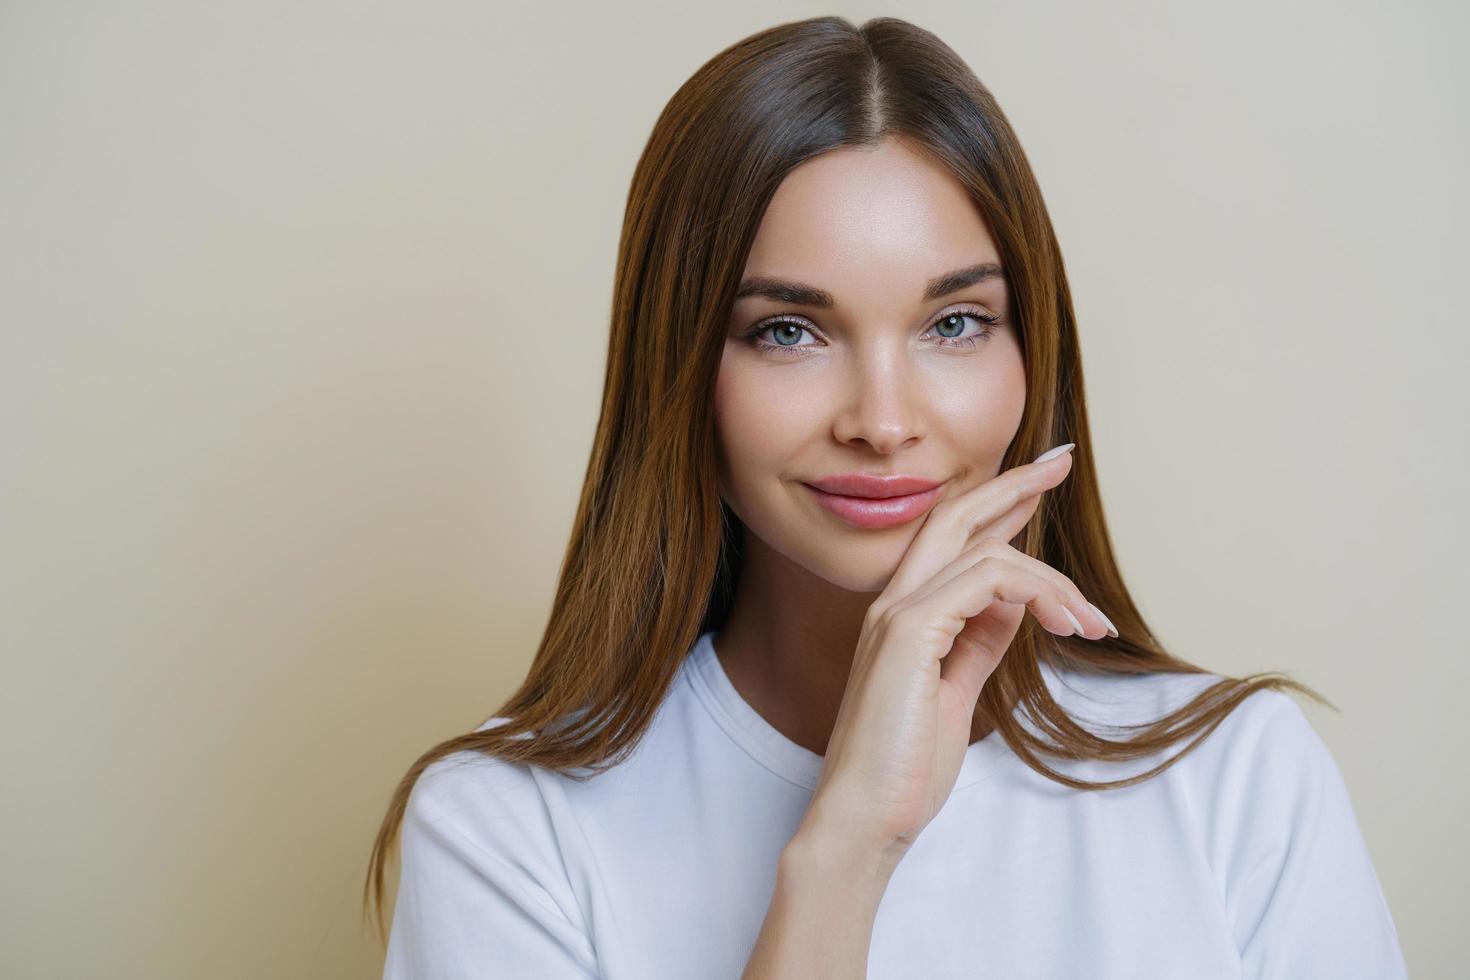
[733,261,1005,308]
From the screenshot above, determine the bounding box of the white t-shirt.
[383,629,1407,978]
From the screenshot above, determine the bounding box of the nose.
[829,352,926,455]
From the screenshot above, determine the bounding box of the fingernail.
[1085,601,1119,638]
[1060,605,1085,635]
[1033,443,1075,464]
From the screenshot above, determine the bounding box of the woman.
[367,16,1406,978]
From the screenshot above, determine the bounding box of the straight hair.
[362,14,1329,941]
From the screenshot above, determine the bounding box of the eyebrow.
[733,261,1006,308]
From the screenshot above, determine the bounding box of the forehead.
[742,139,1001,287]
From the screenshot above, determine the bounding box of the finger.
[904,553,1090,650]
[938,600,1024,708]
[978,486,1044,552]
[881,443,1075,604]
[906,539,1108,639]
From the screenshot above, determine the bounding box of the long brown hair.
[362,14,1330,941]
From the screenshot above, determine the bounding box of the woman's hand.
[800,443,1117,864]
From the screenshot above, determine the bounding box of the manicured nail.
[1086,601,1119,638]
[1033,443,1075,464]
[1060,605,1085,635]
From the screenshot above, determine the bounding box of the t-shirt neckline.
[682,629,1019,792]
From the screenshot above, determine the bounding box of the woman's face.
[714,138,1028,593]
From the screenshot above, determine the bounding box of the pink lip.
[806,474,945,498]
[801,475,948,530]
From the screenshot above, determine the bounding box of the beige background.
[2,1,1465,976]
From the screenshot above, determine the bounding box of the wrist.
[783,817,909,887]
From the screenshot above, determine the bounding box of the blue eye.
[762,320,813,351]
[744,308,1002,358]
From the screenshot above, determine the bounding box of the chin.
[800,545,906,594]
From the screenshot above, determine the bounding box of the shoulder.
[399,715,590,914]
[1042,663,1335,796]
[404,717,555,847]
[1087,680,1409,975]
[1045,662,1314,748]
[389,720,600,976]
[1189,685,1344,840]
[1137,676,1335,802]
[1060,666,1348,855]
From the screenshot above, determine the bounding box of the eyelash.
[742,307,1002,359]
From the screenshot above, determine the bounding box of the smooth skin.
[714,136,1085,758]
[740,448,1110,979]
[804,446,1106,861]
[714,138,1115,977]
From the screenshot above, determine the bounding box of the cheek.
[929,343,1029,459]
[713,355,812,486]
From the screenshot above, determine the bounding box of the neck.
[713,526,995,756]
